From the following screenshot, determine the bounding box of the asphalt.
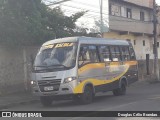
[0,92,39,110]
[0,79,159,111]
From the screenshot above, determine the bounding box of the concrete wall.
[0,45,40,95]
[123,0,153,8]
[109,0,153,34]
[138,59,160,81]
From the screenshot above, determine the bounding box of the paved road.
[1,81,160,120]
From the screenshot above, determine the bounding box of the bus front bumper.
[31,83,76,97]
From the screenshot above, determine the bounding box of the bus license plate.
[44,86,54,91]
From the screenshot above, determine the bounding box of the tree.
[46,7,85,38]
[0,0,84,46]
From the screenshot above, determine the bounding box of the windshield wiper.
[48,64,68,68]
[34,64,68,69]
[34,65,48,68]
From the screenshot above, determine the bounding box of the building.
[103,0,160,60]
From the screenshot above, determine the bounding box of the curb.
[146,79,160,84]
[0,99,39,110]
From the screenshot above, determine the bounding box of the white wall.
[133,36,154,60]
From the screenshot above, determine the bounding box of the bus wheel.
[40,96,53,107]
[80,86,93,104]
[113,81,126,96]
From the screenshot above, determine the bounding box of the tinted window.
[79,45,99,66]
[120,46,130,61]
[99,46,111,62]
[129,46,136,60]
[88,45,99,62]
[110,46,121,61]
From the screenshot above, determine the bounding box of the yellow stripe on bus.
[78,63,105,74]
[74,65,130,94]
[78,61,137,75]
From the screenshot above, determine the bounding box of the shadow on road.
[43,94,115,109]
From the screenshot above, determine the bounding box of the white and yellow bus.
[31,37,138,106]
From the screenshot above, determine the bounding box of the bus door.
[98,45,113,91]
[78,44,106,92]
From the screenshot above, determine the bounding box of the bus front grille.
[38,79,61,92]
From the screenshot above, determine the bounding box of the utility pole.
[100,0,103,36]
[153,0,160,81]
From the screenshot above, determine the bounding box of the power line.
[45,0,154,23]
[45,0,72,6]
[58,4,108,16]
[45,0,153,26]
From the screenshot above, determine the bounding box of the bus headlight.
[31,80,37,86]
[64,77,77,83]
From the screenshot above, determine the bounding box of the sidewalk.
[0,92,39,110]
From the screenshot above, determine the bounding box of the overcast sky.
[156,0,160,5]
[47,0,160,33]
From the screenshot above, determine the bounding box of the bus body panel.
[75,61,137,94]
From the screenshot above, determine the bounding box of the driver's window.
[79,46,89,66]
[78,45,98,67]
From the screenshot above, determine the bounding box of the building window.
[109,4,111,15]
[126,8,132,18]
[140,11,145,21]
[143,40,145,46]
[121,6,126,17]
[110,4,121,16]
[134,40,136,45]
[157,42,159,48]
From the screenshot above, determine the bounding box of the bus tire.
[113,81,126,96]
[80,85,93,104]
[40,96,53,107]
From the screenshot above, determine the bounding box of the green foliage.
[0,0,84,46]
[46,7,85,38]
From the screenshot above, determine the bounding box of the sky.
[46,0,160,33]
[156,0,160,5]
[48,0,109,33]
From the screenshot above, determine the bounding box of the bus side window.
[129,47,136,60]
[88,45,99,62]
[110,46,121,61]
[99,45,111,62]
[120,46,130,61]
[78,45,98,66]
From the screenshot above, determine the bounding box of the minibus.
[31,37,138,106]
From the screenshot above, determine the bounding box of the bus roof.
[42,36,130,46]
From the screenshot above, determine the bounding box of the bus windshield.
[34,42,77,72]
